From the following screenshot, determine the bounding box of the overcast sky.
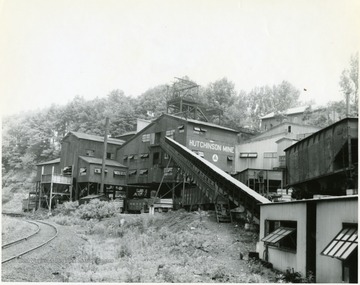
[1,0,359,116]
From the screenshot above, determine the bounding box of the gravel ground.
[1,221,86,282]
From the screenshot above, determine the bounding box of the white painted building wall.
[258,202,307,274]
[316,198,358,283]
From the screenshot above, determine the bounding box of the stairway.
[160,137,270,223]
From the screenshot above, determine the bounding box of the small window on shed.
[129,170,137,176]
[227,156,233,161]
[178,125,185,133]
[263,220,297,251]
[288,126,292,133]
[321,224,358,260]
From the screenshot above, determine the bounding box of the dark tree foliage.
[2,75,345,177]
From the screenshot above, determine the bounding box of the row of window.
[79,167,126,176]
[128,169,149,176]
[85,149,115,160]
[141,125,207,144]
[124,153,150,160]
[240,152,280,159]
[263,220,358,265]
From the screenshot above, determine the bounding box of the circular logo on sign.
[212,154,218,162]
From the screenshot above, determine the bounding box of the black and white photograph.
[1,0,359,283]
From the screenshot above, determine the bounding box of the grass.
[47,201,282,282]
[1,216,38,244]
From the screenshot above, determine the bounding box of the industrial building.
[233,122,320,198]
[257,195,357,283]
[285,118,358,198]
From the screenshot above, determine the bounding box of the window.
[240,152,258,158]
[79,167,87,176]
[321,224,358,260]
[178,125,185,133]
[142,134,150,142]
[264,152,277,158]
[193,126,207,134]
[107,152,115,159]
[123,155,128,161]
[153,152,160,165]
[193,150,204,157]
[227,156,234,161]
[63,166,72,175]
[139,169,148,175]
[140,153,149,159]
[94,168,107,174]
[164,153,170,160]
[86,149,95,157]
[129,170,137,176]
[288,126,292,133]
[128,155,135,160]
[164,167,173,176]
[154,132,161,144]
[114,170,126,176]
[166,129,175,139]
[263,220,297,251]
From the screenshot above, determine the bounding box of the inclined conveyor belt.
[161,137,270,222]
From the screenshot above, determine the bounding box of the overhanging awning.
[261,227,296,244]
[321,226,358,260]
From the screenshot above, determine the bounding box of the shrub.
[75,199,121,220]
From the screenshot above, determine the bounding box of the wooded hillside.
[1,77,352,207]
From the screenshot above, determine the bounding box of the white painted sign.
[212,154,219,162]
[189,139,234,153]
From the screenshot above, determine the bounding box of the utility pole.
[346,91,350,117]
[100,117,109,194]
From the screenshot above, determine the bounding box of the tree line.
[2,53,358,176]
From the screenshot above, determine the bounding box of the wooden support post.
[182,176,186,206]
[69,185,73,202]
[48,166,54,213]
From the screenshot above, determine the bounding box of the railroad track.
[2,220,58,264]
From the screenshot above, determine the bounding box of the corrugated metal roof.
[68,131,125,146]
[36,158,60,166]
[261,106,310,120]
[261,194,358,206]
[79,156,126,167]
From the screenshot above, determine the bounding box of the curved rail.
[2,220,58,264]
[2,220,40,249]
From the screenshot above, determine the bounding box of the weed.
[117,244,132,258]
